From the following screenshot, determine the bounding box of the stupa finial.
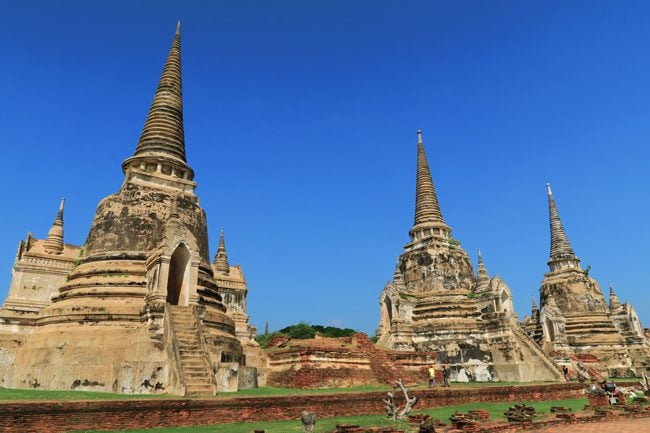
[410,130,449,240]
[133,22,187,164]
[43,197,65,254]
[476,248,490,291]
[546,183,577,264]
[609,282,621,308]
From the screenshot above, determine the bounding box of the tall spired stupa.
[0,23,259,396]
[524,184,650,376]
[376,131,562,382]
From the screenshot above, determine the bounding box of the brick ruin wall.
[266,333,434,388]
[0,383,585,433]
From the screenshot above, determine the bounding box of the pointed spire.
[44,198,65,254]
[609,282,621,309]
[410,130,449,241]
[133,22,187,163]
[213,228,230,274]
[531,295,539,321]
[476,249,490,291]
[546,183,580,270]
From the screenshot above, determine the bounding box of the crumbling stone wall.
[0,383,585,433]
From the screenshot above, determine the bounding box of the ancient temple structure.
[212,229,268,385]
[0,199,81,328]
[0,23,260,396]
[523,184,650,377]
[376,131,561,382]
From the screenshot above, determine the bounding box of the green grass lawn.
[78,397,588,433]
[0,385,391,401]
[0,381,561,401]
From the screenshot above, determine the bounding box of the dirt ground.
[533,417,650,433]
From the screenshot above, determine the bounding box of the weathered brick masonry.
[0,383,584,433]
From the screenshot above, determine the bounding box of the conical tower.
[409,130,450,242]
[213,229,230,275]
[121,21,195,191]
[43,198,65,254]
[546,183,580,272]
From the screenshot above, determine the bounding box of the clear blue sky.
[1,1,649,334]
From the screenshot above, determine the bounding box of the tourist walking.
[563,365,570,382]
[443,365,450,387]
[428,364,436,387]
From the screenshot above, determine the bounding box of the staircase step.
[178,346,202,351]
[176,334,200,340]
[185,384,213,390]
[167,305,217,394]
[179,349,204,355]
[184,372,211,379]
[179,355,206,361]
[185,387,213,393]
[185,378,212,385]
[181,365,209,371]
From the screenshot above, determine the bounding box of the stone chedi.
[524,184,650,376]
[0,23,258,396]
[212,229,268,385]
[0,199,82,327]
[376,131,561,382]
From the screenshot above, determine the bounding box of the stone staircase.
[168,305,216,397]
[512,326,564,381]
[569,354,605,381]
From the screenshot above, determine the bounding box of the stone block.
[238,365,258,389]
[216,362,239,392]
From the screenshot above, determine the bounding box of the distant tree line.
[256,322,358,348]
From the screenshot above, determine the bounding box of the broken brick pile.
[354,333,404,384]
[503,404,536,424]
[449,412,479,432]
[467,410,490,421]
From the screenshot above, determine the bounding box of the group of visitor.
[427,364,450,387]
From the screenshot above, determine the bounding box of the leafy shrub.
[256,322,359,348]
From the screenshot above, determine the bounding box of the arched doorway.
[544,317,556,342]
[382,296,393,330]
[167,244,190,305]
